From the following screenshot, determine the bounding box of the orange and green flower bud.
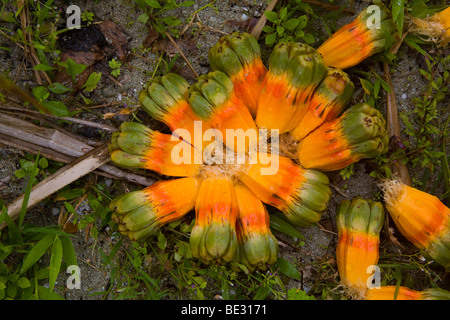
[240,154,331,226]
[190,177,238,264]
[234,183,278,271]
[256,42,328,133]
[297,103,389,171]
[109,122,202,177]
[317,2,396,69]
[209,32,267,116]
[408,7,450,47]
[365,286,450,300]
[188,71,258,153]
[290,68,354,141]
[336,198,384,291]
[381,179,450,268]
[109,177,200,241]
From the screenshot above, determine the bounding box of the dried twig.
[383,32,411,186]
[163,31,199,78]
[250,0,278,40]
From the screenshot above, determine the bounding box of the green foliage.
[262,1,315,46]
[287,288,315,300]
[0,154,77,300]
[339,163,355,181]
[109,59,122,78]
[135,0,195,36]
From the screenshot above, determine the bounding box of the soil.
[0,0,449,300]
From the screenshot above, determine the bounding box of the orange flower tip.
[337,198,385,236]
[380,179,450,268]
[364,286,450,300]
[297,103,389,171]
[208,32,264,78]
[190,178,238,263]
[281,171,332,226]
[234,183,279,269]
[110,178,200,240]
[209,32,267,115]
[290,67,355,141]
[317,2,397,69]
[188,71,235,120]
[139,73,190,123]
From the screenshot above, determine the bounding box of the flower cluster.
[108,5,395,272]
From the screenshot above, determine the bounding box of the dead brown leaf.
[152,33,199,58]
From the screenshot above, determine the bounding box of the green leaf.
[145,0,161,8]
[48,82,72,94]
[265,32,278,46]
[262,25,274,33]
[301,33,315,44]
[14,169,27,179]
[283,18,300,31]
[275,257,301,280]
[265,11,278,23]
[157,232,167,250]
[17,277,31,289]
[0,207,23,245]
[41,101,70,117]
[287,288,315,300]
[138,13,149,24]
[269,214,305,240]
[276,25,285,35]
[20,233,56,274]
[65,58,87,83]
[49,236,63,292]
[37,285,64,300]
[19,153,40,229]
[297,15,308,29]
[32,86,50,102]
[33,64,55,72]
[83,72,101,92]
[392,0,405,35]
[279,7,287,21]
[179,1,195,7]
[253,286,270,300]
[360,78,374,95]
[38,157,48,169]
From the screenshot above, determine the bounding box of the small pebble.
[241,13,249,21]
[401,93,407,100]
[52,207,60,216]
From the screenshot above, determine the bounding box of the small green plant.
[262,1,315,46]
[0,154,78,300]
[109,59,122,78]
[339,164,355,181]
[14,155,49,183]
[81,11,95,26]
[135,0,195,37]
[287,288,316,300]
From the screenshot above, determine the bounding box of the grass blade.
[20,233,55,274]
[274,257,302,280]
[49,236,63,292]
[269,213,305,240]
[60,235,78,267]
[19,153,40,229]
